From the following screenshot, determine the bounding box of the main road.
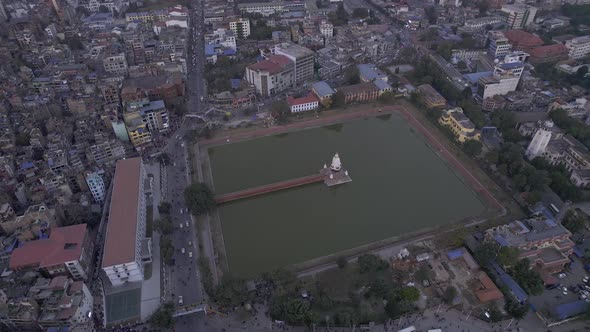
[160,0,217,330]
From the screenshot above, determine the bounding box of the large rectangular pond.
[208,114,486,277]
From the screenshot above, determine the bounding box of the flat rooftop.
[102,158,142,268]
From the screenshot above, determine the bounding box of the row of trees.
[156,202,175,264]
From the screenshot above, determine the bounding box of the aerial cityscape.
[1,0,590,331]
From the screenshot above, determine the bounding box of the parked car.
[558,273,566,279]
[179,296,183,305]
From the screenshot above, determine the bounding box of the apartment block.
[246,55,294,97]
[229,18,250,39]
[565,35,590,60]
[274,42,315,84]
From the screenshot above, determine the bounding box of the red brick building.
[504,30,543,53]
[337,82,380,104]
[529,44,569,65]
[121,73,185,105]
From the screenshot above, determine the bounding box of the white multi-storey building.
[486,31,512,58]
[85,171,106,203]
[501,4,537,29]
[229,18,251,39]
[287,94,319,113]
[478,52,527,100]
[319,21,333,38]
[246,55,294,97]
[565,36,590,60]
[102,158,151,286]
[274,42,315,84]
[237,2,286,16]
[103,52,128,76]
[525,121,553,160]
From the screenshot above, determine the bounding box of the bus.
[549,203,560,215]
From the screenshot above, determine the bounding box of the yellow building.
[439,107,481,143]
[124,112,152,147]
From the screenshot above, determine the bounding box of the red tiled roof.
[102,158,142,268]
[248,55,292,75]
[287,93,319,106]
[475,272,504,303]
[504,30,543,48]
[9,224,87,271]
[530,44,568,57]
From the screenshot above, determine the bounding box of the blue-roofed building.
[484,216,574,273]
[311,81,335,101]
[552,300,588,321]
[490,262,528,303]
[373,80,392,93]
[230,79,242,90]
[357,64,388,83]
[447,248,463,260]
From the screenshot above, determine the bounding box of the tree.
[154,217,174,235]
[379,91,396,104]
[158,202,172,214]
[334,307,358,327]
[336,256,348,269]
[425,6,438,24]
[184,182,216,216]
[269,297,312,325]
[158,152,171,165]
[357,254,389,273]
[510,259,544,296]
[486,151,499,164]
[562,209,587,233]
[332,91,345,108]
[496,247,520,267]
[474,241,499,265]
[270,100,290,124]
[160,236,174,264]
[414,265,433,282]
[352,8,369,18]
[98,5,109,13]
[15,133,30,146]
[463,140,483,157]
[398,286,420,302]
[213,275,249,307]
[477,0,489,16]
[576,65,589,78]
[149,302,174,328]
[525,191,543,205]
[504,298,528,319]
[344,67,360,85]
[442,286,457,304]
[66,36,84,50]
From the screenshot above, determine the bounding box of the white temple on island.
[330,153,342,171]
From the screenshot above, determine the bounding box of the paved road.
[164,0,213,329]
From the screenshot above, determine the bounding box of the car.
[188,241,192,246]
[179,223,183,229]
[563,289,568,295]
[178,296,183,305]
[189,251,193,258]
[180,209,184,215]
[583,276,589,283]
[558,273,567,279]
[181,247,185,254]
[186,221,189,227]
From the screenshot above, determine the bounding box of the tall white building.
[246,55,294,97]
[501,4,537,29]
[103,52,128,76]
[319,21,333,38]
[274,42,315,84]
[478,51,527,100]
[229,18,251,39]
[85,171,106,203]
[525,121,553,160]
[565,36,590,60]
[102,158,151,287]
[486,31,512,58]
